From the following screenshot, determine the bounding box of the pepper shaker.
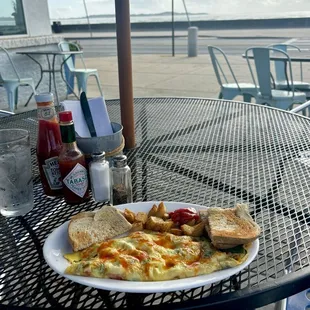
[110,155,133,205]
[89,152,110,203]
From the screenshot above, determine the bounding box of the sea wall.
[53,17,310,33]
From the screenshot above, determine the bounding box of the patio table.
[16,50,83,106]
[242,54,310,62]
[1,97,310,309]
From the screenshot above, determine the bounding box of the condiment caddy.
[35,91,132,206]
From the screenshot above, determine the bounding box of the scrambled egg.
[64,231,248,281]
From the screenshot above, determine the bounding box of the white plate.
[43,201,259,293]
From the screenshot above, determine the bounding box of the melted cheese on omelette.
[64,231,248,281]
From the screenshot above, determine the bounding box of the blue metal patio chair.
[290,100,310,114]
[290,99,310,117]
[58,41,103,97]
[0,47,36,112]
[245,47,306,110]
[268,43,310,92]
[208,46,257,102]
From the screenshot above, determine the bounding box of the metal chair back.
[58,41,86,70]
[245,47,295,98]
[268,43,303,82]
[208,46,240,90]
[0,47,20,82]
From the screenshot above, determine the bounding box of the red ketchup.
[169,208,200,225]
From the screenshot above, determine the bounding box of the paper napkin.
[61,97,114,137]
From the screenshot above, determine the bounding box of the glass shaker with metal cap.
[110,155,133,205]
[89,152,110,203]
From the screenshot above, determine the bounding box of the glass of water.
[0,129,34,217]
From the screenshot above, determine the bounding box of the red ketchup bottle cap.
[59,111,73,122]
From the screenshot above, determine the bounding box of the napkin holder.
[76,122,124,166]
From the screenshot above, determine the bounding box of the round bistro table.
[16,50,83,106]
[1,97,310,309]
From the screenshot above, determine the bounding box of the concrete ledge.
[1,35,63,49]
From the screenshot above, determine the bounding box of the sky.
[2,0,15,17]
[45,0,310,19]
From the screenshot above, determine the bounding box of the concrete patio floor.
[9,52,310,114]
[84,54,222,100]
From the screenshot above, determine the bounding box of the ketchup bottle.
[58,111,90,204]
[35,93,63,196]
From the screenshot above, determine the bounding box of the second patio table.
[242,54,310,62]
[16,50,83,105]
[1,97,310,309]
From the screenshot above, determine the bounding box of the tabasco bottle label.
[63,163,88,198]
[42,157,62,190]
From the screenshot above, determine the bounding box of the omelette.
[64,231,249,281]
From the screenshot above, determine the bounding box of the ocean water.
[0,20,15,26]
[53,11,310,25]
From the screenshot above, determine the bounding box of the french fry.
[190,221,205,237]
[135,212,148,224]
[163,213,170,220]
[124,208,135,223]
[155,201,166,218]
[181,221,205,237]
[170,228,183,236]
[145,216,158,231]
[181,224,194,236]
[148,204,158,217]
[145,217,173,232]
[186,219,196,226]
[130,222,144,232]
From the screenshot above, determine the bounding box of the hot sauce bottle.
[58,111,90,204]
[35,93,63,196]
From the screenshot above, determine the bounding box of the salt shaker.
[89,152,110,202]
[110,155,133,205]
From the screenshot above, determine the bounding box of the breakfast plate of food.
[43,201,260,293]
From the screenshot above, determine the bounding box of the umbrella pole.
[115,0,135,149]
[172,0,175,57]
[83,0,93,38]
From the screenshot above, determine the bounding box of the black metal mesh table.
[1,97,310,309]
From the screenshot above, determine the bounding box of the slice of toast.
[204,204,260,249]
[68,205,132,251]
